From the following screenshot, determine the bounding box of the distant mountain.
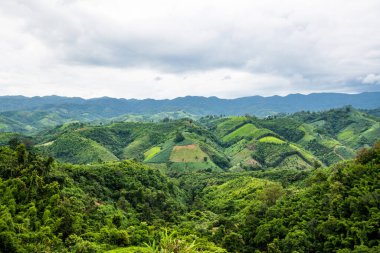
[1,92,380,117]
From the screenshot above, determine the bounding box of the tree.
[174,132,185,143]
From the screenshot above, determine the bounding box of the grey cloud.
[0,0,380,98]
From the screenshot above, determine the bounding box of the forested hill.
[0,101,379,252]
[0,136,379,252]
[1,92,380,117]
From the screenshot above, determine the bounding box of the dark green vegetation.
[0,106,379,252]
[0,139,379,252]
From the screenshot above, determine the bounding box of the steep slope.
[36,132,118,164]
[215,118,319,171]
[293,107,380,164]
[188,142,380,252]
[33,119,229,172]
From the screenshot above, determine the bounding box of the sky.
[0,0,380,99]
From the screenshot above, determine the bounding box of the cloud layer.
[0,0,379,98]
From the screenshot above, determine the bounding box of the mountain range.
[1,92,380,117]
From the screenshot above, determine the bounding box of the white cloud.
[0,0,379,98]
[362,74,380,84]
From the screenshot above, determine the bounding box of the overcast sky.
[0,0,380,99]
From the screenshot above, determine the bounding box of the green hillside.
[1,106,377,173]
[36,133,118,164]
[0,118,379,252]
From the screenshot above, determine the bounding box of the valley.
[0,104,379,252]
[9,106,378,172]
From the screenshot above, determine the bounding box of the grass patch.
[144,146,161,161]
[259,136,285,144]
[215,116,247,137]
[145,140,175,163]
[222,124,258,143]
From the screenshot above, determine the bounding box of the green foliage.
[251,141,313,168]
[1,140,379,252]
[257,117,305,142]
[145,229,196,253]
[37,133,118,164]
[214,116,248,138]
[0,147,189,252]
[1,107,379,252]
[238,141,380,252]
[174,131,185,143]
[80,126,133,158]
[222,123,258,143]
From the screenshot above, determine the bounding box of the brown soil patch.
[173,144,196,150]
[246,159,259,166]
[94,201,103,206]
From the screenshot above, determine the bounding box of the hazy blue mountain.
[1,92,379,117]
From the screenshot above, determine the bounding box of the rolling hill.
[1,106,375,174]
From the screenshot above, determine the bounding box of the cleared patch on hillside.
[170,144,209,162]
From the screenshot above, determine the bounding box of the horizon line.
[1,91,379,101]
